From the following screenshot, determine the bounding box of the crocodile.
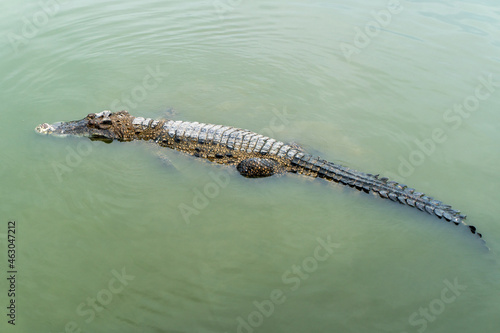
[35,110,484,243]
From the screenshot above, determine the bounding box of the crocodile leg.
[237,158,282,178]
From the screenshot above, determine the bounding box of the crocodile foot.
[237,158,281,178]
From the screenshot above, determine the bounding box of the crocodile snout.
[35,122,52,134]
[35,122,62,135]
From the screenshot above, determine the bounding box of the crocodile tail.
[292,156,483,241]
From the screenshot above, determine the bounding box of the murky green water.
[1,0,500,332]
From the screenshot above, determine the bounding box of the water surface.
[1,0,499,332]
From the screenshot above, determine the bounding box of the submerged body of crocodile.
[35,110,484,243]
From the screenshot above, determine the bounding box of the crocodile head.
[35,110,135,142]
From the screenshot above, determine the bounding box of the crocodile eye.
[101,117,112,125]
[87,113,96,119]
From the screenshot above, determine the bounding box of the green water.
[1,0,500,332]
